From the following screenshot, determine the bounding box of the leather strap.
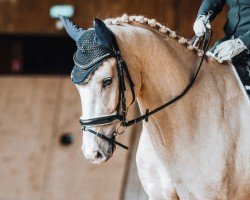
[80,114,122,127]
[83,127,129,150]
[124,29,212,127]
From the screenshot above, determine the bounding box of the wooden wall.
[0,76,141,200]
[0,0,228,43]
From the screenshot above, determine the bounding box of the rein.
[125,30,212,126]
[80,29,212,150]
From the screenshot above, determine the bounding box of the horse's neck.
[113,24,250,151]
[134,35,204,149]
[111,24,197,102]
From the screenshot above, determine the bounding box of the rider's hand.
[206,50,223,63]
[214,38,247,61]
[193,15,211,37]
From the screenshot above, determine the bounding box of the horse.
[60,14,250,200]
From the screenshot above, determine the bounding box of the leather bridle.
[79,29,212,151]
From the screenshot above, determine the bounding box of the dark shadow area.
[0,34,75,75]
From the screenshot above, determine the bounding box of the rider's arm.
[239,31,250,50]
[198,0,226,21]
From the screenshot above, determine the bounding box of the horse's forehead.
[88,58,116,81]
[95,59,114,74]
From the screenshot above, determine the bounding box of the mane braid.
[104,14,204,57]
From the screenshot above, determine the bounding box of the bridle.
[79,49,135,150]
[79,28,212,151]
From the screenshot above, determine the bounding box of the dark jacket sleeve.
[239,31,250,50]
[197,0,226,21]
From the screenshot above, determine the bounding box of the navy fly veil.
[72,29,114,84]
[59,16,120,84]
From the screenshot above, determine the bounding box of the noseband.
[79,29,212,151]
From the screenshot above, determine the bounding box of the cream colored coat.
[105,15,250,200]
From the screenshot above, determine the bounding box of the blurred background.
[0,0,228,200]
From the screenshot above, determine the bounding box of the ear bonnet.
[59,16,119,84]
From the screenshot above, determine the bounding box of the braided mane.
[104,14,204,57]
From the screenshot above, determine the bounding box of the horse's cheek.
[102,88,117,112]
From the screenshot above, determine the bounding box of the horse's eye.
[102,77,112,88]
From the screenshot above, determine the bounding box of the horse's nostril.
[96,151,103,159]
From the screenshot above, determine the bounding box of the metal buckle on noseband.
[115,121,127,135]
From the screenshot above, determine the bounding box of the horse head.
[60,16,136,164]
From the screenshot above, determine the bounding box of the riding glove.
[214,38,248,62]
[193,15,211,37]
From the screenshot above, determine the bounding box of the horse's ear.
[94,18,113,49]
[58,15,85,42]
